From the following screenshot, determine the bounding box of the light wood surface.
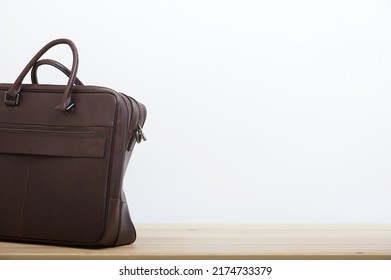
[0,224,390,259]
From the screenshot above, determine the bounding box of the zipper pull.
[135,123,147,143]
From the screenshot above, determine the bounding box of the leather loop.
[31,59,84,86]
[4,38,79,112]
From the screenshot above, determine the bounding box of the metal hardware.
[135,123,147,143]
[65,100,75,111]
[4,91,20,106]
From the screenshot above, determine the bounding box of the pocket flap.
[0,132,106,158]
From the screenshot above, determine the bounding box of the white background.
[1,0,391,223]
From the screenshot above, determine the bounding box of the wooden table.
[0,224,390,259]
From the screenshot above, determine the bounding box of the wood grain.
[0,224,390,259]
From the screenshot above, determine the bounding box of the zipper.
[127,95,147,143]
[120,93,147,150]
[0,124,95,135]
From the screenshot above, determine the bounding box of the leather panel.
[0,155,30,237]
[21,156,110,242]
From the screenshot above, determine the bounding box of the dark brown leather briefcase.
[0,38,146,247]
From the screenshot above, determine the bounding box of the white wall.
[1,0,391,223]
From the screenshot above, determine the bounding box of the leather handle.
[4,38,79,112]
[31,59,84,86]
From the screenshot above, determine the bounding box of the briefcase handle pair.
[4,38,79,112]
[31,59,84,86]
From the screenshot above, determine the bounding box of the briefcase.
[0,38,147,247]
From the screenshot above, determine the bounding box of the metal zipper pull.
[135,123,147,143]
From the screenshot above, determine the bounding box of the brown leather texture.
[0,39,146,247]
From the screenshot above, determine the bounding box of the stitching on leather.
[18,156,32,237]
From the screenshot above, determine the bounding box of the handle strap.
[4,38,79,112]
[31,59,84,86]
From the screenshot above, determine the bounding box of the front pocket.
[0,125,106,158]
[0,124,111,243]
[21,155,109,243]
